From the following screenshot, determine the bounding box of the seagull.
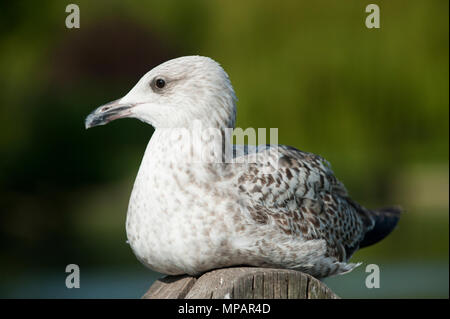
[85,56,401,278]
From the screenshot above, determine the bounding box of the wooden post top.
[143,267,339,299]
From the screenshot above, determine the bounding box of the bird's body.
[86,56,401,278]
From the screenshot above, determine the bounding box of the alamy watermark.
[365,4,380,29]
[365,264,380,288]
[65,264,80,288]
[159,120,279,171]
[65,4,80,29]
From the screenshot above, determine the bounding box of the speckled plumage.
[86,56,401,278]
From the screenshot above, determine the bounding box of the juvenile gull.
[85,56,401,278]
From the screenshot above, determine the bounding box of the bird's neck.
[145,124,234,166]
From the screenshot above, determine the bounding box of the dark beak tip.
[84,114,95,130]
[84,100,133,130]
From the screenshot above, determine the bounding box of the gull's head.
[85,56,236,129]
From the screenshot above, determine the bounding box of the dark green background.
[0,1,448,298]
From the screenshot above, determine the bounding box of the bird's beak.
[85,99,135,129]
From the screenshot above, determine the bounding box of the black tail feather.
[359,206,402,248]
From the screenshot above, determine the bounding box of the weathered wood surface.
[143,267,339,299]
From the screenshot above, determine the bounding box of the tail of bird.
[360,206,402,248]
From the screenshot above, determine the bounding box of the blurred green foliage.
[0,0,448,297]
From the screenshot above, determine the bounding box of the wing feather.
[235,144,367,262]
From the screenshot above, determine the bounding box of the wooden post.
[143,267,339,299]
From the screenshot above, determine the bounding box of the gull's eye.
[155,78,166,89]
[150,77,168,93]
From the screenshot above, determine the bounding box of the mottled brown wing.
[236,145,368,262]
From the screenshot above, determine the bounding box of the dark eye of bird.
[155,78,165,89]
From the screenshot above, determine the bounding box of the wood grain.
[143,267,339,299]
